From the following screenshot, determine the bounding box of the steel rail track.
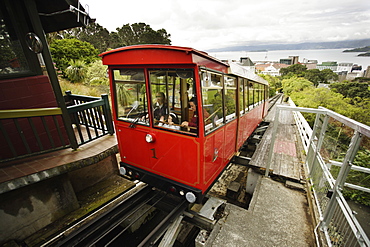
[268,93,283,111]
[49,184,188,247]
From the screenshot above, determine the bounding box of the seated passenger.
[181,98,209,132]
[153,92,168,121]
[181,98,197,130]
[159,112,180,130]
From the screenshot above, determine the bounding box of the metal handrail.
[268,99,370,247]
[0,107,62,119]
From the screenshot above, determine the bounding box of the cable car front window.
[113,69,149,126]
[149,69,197,135]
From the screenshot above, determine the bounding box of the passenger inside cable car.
[158,112,180,130]
[180,97,210,132]
[153,92,168,121]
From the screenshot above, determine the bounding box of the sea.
[209,49,370,69]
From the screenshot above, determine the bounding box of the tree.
[260,74,282,96]
[320,69,338,83]
[85,60,109,86]
[330,82,370,104]
[46,22,172,53]
[281,77,314,95]
[49,38,99,76]
[280,64,307,78]
[115,23,171,47]
[303,69,321,87]
[46,23,111,53]
[290,87,369,126]
[67,23,112,54]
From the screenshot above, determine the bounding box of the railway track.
[268,93,283,111]
[41,183,188,247]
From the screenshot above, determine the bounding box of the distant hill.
[207,39,370,52]
[343,46,370,52]
[343,46,370,56]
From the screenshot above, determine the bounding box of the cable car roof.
[100,44,229,65]
[101,45,268,85]
[228,61,269,85]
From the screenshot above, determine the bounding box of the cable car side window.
[239,78,244,116]
[248,81,255,110]
[243,79,249,113]
[201,70,224,134]
[112,69,149,126]
[149,69,197,135]
[224,76,237,122]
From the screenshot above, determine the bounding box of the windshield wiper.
[129,117,140,128]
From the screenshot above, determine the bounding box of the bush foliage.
[49,38,99,76]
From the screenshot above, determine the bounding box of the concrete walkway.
[212,177,315,246]
[211,102,316,246]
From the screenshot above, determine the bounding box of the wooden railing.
[0,92,114,162]
[0,107,68,161]
[65,91,114,146]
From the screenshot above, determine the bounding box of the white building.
[255,63,289,76]
[336,63,353,73]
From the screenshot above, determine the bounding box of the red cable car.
[100,45,269,203]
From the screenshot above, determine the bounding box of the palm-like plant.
[65,60,87,83]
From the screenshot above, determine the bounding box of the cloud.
[85,0,370,51]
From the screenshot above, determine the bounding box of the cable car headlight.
[145,133,156,143]
[185,192,196,203]
[119,166,127,176]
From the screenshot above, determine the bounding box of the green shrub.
[65,60,87,83]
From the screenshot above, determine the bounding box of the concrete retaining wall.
[0,153,118,245]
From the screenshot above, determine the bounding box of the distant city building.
[337,71,348,82]
[290,56,299,64]
[365,66,370,78]
[346,71,364,81]
[237,54,369,80]
[337,63,353,73]
[301,59,318,70]
[239,57,255,66]
[351,64,362,72]
[279,59,292,65]
[237,57,256,73]
[280,56,299,65]
[317,61,338,71]
[302,59,318,64]
[255,63,289,76]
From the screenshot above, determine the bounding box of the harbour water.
[209,49,370,68]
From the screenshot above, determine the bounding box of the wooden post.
[26,1,78,149]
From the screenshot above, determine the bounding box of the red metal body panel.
[237,106,265,150]
[203,127,225,185]
[224,119,238,159]
[116,121,202,188]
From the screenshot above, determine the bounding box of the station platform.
[209,101,316,246]
[0,132,118,194]
[0,133,137,246]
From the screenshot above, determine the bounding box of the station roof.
[35,0,94,33]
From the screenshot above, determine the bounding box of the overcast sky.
[84,0,370,51]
